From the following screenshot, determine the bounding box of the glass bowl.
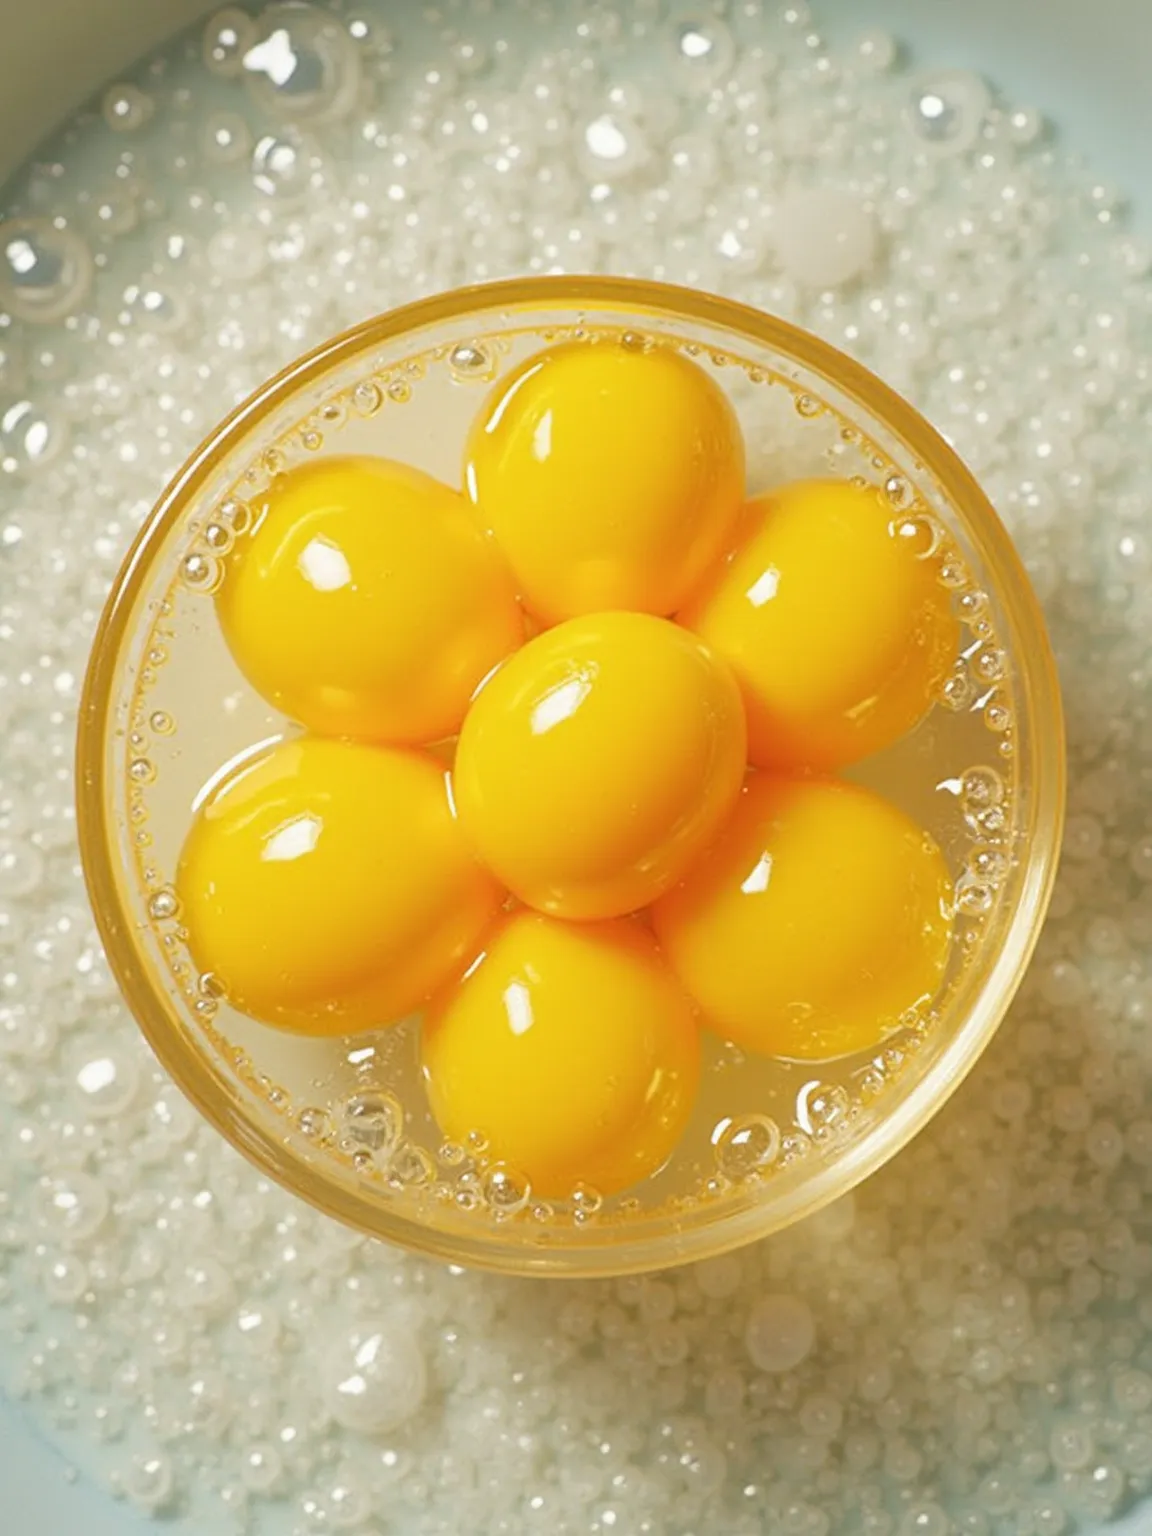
[76,276,1065,1277]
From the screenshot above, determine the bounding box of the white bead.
[772,187,878,288]
[745,1294,816,1372]
[325,1322,427,1435]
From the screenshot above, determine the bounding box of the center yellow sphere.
[463,338,746,623]
[452,611,748,920]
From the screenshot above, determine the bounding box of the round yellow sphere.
[679,478,959,771]
[216,456,524,745]
[463,339,746,623]
[177,736,503,1035]
[652,774,953,1061]
[421,911,701,1198]
[452,611,747,920]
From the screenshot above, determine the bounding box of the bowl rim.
[76,273,1066,1277]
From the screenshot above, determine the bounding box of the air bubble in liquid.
[341,1090,402,1153]
[0,217,94,324]
[242,3,362,123]
[180,551,223,592]
[482,1164,531,1215]
[203,8,257,77]
[147,888,179,921]
[714,1114,781,1179]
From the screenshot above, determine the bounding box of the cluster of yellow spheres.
[177,337,958,1199]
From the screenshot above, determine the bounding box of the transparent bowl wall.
[76,275,1066,1276]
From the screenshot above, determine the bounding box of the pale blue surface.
[2,0,1150,1530]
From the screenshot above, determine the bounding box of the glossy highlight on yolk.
[652,773,953,1062]
[463,338,746,623]
[177,736,503,1035]
[421,910,701,1198]
[216,455,524,745]
[452,610,747,920]
[679,478,959,771]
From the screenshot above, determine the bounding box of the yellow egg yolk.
[679,478,959,771]
[421,910,701,1198]
[177,736,503,1035]
[452,611,747,920]
[463,338,746,623]
[652,774,953,1061]
[216,455,523,745]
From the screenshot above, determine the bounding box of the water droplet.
[386,379,411,403]
[715,1114,781,1179]
[0,218,94,324]
[149,710,175,735]
[129,757,157,785]
[795,393,823,418]
[124,1453,174,1514]
[242,3,362,123]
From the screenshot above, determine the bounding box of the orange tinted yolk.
[452,611,747,920]
[464,338,746,623]
[421,911,701,1198]
[177,736,503,1035]
[680,478,959,771]
[652,773,953,1061]
[216,455,523,745]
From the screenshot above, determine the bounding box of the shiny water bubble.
[714,1114,781,1179]
[243,3,362,123]
[252,129,319,202]
[0,398,68,473]
[906,70,991,155]
[0,217,94,323]
[102,84,153,134]
[202,111,254,166]
[38,1172,110,1244]
[71,1047,141,1119]
[203,8,257,77]
[481,1163,531,1215]
[666,11,737,87]
[341,1090,402,1154]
